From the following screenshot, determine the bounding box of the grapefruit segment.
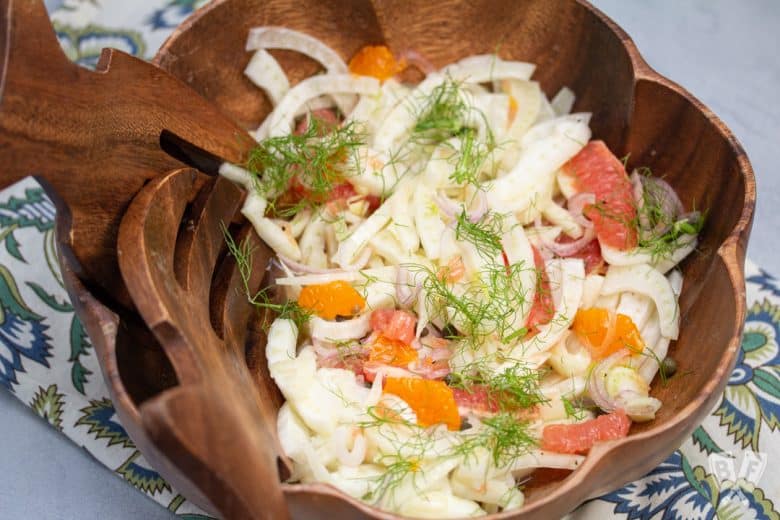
[541,410,631,454]
[562,141,637,250]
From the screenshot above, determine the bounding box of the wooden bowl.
[92,0,755,519]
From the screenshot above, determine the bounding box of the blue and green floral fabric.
[0,1,775,518]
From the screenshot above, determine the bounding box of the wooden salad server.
[1,0,757,519]
[116,169,291,519]
[0,1,289,518]
[0,0,254,309]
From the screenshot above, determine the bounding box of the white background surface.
[1,1,778,518]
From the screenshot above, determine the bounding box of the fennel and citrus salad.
[219,28,704,518]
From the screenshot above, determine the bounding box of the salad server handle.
[0,0,255,310]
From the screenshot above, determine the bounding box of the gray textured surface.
[0,390,174,519]
[1,1,777,519]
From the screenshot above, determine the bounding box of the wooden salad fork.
[0,1,288,517]
[0,0,757,518]
[117,170,289,519]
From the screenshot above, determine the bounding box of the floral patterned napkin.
[0,1,776,518]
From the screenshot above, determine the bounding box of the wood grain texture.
[0,0,254,310]
[117,169,289,519]
[146,1,756,518]
[2,0,755,519]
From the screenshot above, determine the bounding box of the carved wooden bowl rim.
[140,0,757,517]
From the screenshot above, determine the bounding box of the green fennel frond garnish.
[451,412,538,468]
[221,223,311,329]
[633,169,707,260]
[448,363,548,413]
[561,396,588,421]
[412,259,535,346]
[362,457,422,504]
[479,413,538,466]
[586,167,707,260]
[245,118,365,218]
[449,127,496,186]
[454,209,505,259]
[359,402,538,502]
[409,78,498,188]
[358,405,434,504]
[412,79,469,144]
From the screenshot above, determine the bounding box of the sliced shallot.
[278,246,372,275]
[587,349,631,413]
[535,214,596,257]
[432,191,487,223]
[408,359,451,380]
[466,191,488,223]
[566,192,595,228]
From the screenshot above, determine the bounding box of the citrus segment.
[368,335,419,367]
[541,410,631,454]
[562,140,637,250]
[383,377,460,430]
[370,309,417,344]
[349,45,405,81]
[297,281,365,320]
[573,308,645,359]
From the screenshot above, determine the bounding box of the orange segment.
[573,307,611,349]
[572,308,645,360]
[349,45,405,81]
[612,314,645,354]
[369,335,418,367]
[383,377,460,430]
[297,281,365,320]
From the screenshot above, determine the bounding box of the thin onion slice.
[643,176,684,218]
[542,199,584,238]
[632,171,685,239]
[535,214,595,257]
[566,192,595,228]
[432,191,487,223]
[398,49,436,74]
[279,246,371,275]
[587,349,631,412]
